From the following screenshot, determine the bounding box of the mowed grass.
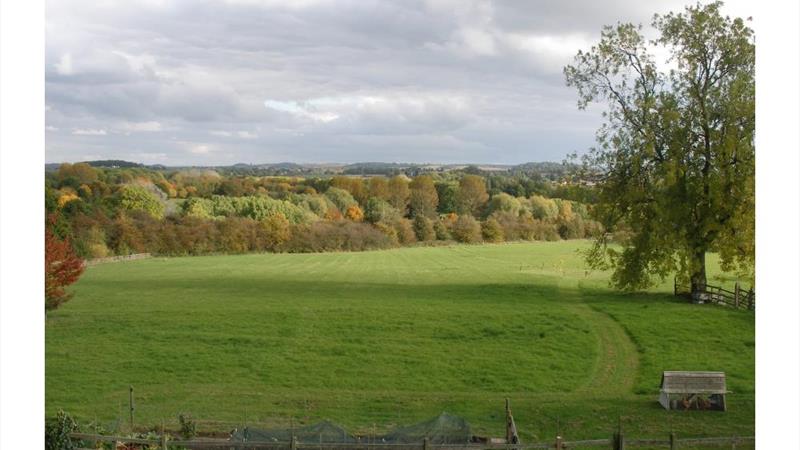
[45,241,754,441]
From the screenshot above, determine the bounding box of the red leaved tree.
[45,214,84,311]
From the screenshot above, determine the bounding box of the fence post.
[613,420,625,450]
[423,437,430,450]
[554,435,563,450]
[129,386,135,431]
[161,419,167,450]
[291,436,298,450]
[734,282,740,308]
[669,432,677,450]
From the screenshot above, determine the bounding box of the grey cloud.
[45,0,753,165]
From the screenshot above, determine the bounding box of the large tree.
[564,2,754,297]
[408,175,439,218]
[456,175,489,218]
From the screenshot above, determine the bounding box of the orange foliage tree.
[45,215,85,311]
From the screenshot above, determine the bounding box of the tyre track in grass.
[564,296,640,397]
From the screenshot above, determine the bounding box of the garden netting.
[230,413,472,444]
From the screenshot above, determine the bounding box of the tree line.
[46,162,601,260]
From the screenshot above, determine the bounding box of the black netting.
[379,413,472,444]
[231,414,471,445]
[232,420,356,443]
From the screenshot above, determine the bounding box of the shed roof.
[660,371,728,394]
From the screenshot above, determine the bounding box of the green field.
[46,241,754,441]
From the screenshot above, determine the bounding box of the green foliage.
[182,195,314,224]
[45,410,79,450]
[564,2,755,292]
[178,413,197,440]
[434,182,458,214]
[325,187,358,213]
[487,193,522,217]
[117,185,165,219]
[528,195,558,220]
[364,198,401,224]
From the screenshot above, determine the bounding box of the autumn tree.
[564,2,754,297]
[331,176,368,205]
[45,215,85,311]
[481,218,505,243]
[451,215,482,243]
[408,175,439,218]
[456,175,489,217]
[368,177,390,201]
[387,175,410,213]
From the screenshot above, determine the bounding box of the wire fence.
[70,432,755,450]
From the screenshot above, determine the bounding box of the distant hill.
[44,160,581,179]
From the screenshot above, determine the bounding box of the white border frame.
[0,1,798,448]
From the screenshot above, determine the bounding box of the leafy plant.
[45,410,79,450]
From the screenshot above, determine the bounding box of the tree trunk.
[690,249,707,302]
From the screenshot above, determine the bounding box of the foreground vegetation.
[46,241,753,440]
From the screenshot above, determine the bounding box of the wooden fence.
[84,253,151,267]
[70,432,755,450]
[674,278,754,311]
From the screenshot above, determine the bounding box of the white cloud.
[72,128,107,136]
[237,131,257,139]
[188,144,212,154]
[264,99,340,123]
[55,53,73,75]
[122,121,162,132]
[456,28,497,56]
[210,130,233,137]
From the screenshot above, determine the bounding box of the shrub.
[451,215,482,243]
[325,187,358,212]
[392,218,417,245]
[178,414,197,440]
[487,193,521,216]
[345,205,364,222]
[433,220,451,240]
[375,222,400,245]
[259,213,292,251]
[364,198,400,224]
[45,410,79,450]
[413,215,436,241]
[481,218,504,243]
[285,221,394,252]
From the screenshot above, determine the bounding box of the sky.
[45,0,754,166]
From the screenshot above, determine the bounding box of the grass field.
[45,241,754,441]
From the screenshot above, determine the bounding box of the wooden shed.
[659,371,729,411]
